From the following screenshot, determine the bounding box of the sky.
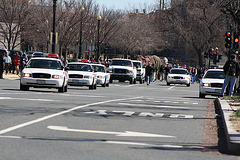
[96,0,159,11]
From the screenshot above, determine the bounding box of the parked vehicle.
[199,69,225,98]
[20,58,68,92]
[66,62,97,90]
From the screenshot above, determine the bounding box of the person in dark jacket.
[220,54,240,97]
[0,52,4,79]
[145,62,154,85]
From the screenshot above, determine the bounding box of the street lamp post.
[78,6,85,59]
[52,0,57,54]
[97,15,102,62]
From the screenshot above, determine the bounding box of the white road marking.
[0,97,142,135]
[138,112,164,117]
[104,141,183,148]
[118,103,190,109]
[0,97,56,102]
[48,126,175,138]
[112,111,135,116]
[167,86,175,90]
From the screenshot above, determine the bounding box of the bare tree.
[160,0,226,65]
[0,0,31,50]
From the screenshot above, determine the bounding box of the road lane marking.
[167,86,175,90]
[84,110,194,119]
[0,97,142,135]
[48,126,175,138]
[0,97,56,102]
[118,103,190,109]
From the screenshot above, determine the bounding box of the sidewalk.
[2,73,20,80]
[215,98,240,155]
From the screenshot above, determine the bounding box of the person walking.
[159,65,164,81]
[145,62,154,85]
[164,64,170,81]
[191,66,197,83]
[3,52,12,75]
[13,53,20,75]
[220,54,240,97]
[0,52,4,79]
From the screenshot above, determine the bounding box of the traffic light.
[204,52,208,58]
[233,32,239,49]
[213,51,217,64]
[225,31,232,48]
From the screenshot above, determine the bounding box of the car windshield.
[111,60,132,67]
[204,71,225,79]
[92,65,105,72]
[133,62,142,68]
[170,69,188,74]
[67,64,92,72]
[26,59,62,70]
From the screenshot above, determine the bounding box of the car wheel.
[20,84,29,91]
[110,79,113,83]
[106,82,109,87]
[167,82,170,86]
[58,80,65,93]
[64,84,68,92]
[102,79,106,87]
[94,83,97,90]
[199,92,205,98]
[133,78,137,84]
[89,80,95,90]
[130,78,133,84]
[186,83,190,87]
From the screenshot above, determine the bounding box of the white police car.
[90,63,110,87]
[66,62,97,90]
[167,68,191,86]
[199,69,225,98]
[20,58,68,92]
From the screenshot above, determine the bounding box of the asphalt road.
[0,79,238,160]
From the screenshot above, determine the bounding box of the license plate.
[37,80,45,84]
[73,79,79,83]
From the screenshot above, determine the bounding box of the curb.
[215,98,240,155]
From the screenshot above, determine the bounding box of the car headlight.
[22,73,32,77]
[127,70,133,74]
[84,75,93,79]
[97,75,103,79]
[107,70,112,73]
[168,76,173,79]
[52,75,63,79]
[202,83,210,87]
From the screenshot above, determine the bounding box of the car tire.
[110,79,113,83]
[20,84,29,91]
[106,82,109,87]
[133,78,137,84]
[64,84,68,92]
[186,83,190,87]
[130,78,133,84]
[102,79,106,87]
[58,80,65,93]
[199,92,205,98]
[167,82,170,86]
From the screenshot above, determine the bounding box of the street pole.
[97,16,102,62]
[78,6,85,59]
[52,0,57,54]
